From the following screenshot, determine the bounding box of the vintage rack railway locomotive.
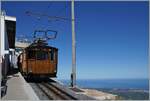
[18,30,58,78]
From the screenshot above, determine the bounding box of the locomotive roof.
[25,39,58,50]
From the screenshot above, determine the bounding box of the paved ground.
[2,72,39,100]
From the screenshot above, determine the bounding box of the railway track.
[29,78,94,100]
[32,82,77,100]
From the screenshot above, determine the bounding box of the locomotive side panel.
[22,52,27,74]
[52,49,58,74]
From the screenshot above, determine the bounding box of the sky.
[1,1,149,80]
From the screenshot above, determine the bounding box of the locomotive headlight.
[29,67,32,73]
[54,67,57,73]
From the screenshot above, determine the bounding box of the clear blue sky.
[2,1,149,79]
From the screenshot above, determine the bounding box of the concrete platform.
[2,72,39,100]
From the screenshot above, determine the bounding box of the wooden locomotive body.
[18,30,58,78]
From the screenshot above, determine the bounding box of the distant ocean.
[59,79,149,90]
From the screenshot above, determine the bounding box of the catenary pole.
[71,0,76,87]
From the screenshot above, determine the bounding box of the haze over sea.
[59,79,149,90]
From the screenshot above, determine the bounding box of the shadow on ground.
[24,76,56,83]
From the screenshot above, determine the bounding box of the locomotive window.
[50,49,54,61]
[28,51,36,59]
[36,50,48,60]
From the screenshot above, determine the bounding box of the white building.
[0,11,16,97]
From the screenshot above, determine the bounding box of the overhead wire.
[48,1,68,46]
[54,2,68,17]
[25,2,71,46]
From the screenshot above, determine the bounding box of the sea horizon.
[58,78,149,90]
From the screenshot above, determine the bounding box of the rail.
[35,82,77,100]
